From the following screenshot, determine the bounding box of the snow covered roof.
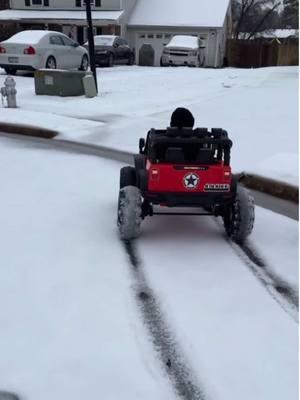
[166,35,199,49]
[0,9,124,22]
[128,0,231,28]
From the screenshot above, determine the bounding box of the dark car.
[84,35,134,67]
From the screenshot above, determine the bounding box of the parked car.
[160,35,206,67]
[0,30,89,75]
[84,35,134,67]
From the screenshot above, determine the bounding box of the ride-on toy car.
[117,127,255,243]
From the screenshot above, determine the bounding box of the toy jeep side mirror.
[139,138,145,153]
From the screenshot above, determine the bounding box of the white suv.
[161,35,205,68]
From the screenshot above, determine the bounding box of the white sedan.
[0,30,89,75]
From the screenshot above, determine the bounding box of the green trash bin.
[34,69,88,96]
[139,44,155,66]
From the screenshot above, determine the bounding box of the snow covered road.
[0,137,298,400]
[138,214,298,400]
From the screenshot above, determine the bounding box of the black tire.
[223,185,255,243]
[107,53,114,67]
[79,54,89,71]
[160,57,167,67]
[127,54,134,65]
[120,166,137,189]
[4,68,17,75]
[45,56,56,69]
[117,186,142,240]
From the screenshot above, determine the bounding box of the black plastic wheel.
[117,186,142,240]
[223,185,255,243]
[120,166,137,189]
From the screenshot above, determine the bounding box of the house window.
[156,34,163,39]
[76,0,96,5]
[25,0,48,5]
[147,34,154,38]
[139,34,145,38]
[164,34,171,39]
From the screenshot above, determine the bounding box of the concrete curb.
[0,122,57,139]
[237,173,298,204]
[0,124,298,205]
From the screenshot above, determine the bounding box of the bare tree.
[232,0,281,39]
[282,0,299,28]
[0,0,10,10]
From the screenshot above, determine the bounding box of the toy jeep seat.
[165,147,185,163]
[196,148,217,164]
[166,127,194,137]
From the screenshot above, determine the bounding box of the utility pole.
[85,0,98,93]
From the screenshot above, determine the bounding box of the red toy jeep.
[117,127,254,243]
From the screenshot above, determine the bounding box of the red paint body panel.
[147,161,232,193]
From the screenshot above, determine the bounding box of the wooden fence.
[226,38,299,68]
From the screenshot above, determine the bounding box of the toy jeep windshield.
[117,127,254,243]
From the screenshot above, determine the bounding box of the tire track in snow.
[224,233,298,322]
[2,133,297,319]
[123,240,208,400]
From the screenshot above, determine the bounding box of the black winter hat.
[170,107,195,128]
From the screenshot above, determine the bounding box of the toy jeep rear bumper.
[143,191,234,207]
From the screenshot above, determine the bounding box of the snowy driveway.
[0,137,298,400]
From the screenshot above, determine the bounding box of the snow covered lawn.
[0,66,298,185]
[0,136,298,400]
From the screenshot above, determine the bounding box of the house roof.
[0,9,124,22]
[128,0,231,28]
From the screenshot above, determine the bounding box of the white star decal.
[183,173,200,190]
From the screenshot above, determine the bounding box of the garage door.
[136,33,173,66]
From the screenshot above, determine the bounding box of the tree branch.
[246,2,281,40]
